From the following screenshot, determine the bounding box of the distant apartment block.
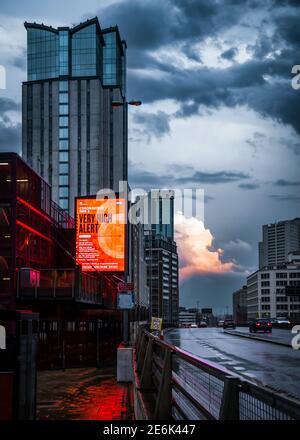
[247,253,300,321]
[259,218,300,268]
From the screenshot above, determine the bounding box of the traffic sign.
[117,292,135,310]
[150,317,163,331]
[118,282,134,292]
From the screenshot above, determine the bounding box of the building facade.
[22,18,127,215]
[144,231,179,326]
[258,218,300,268]
[232,285,247,325]
[131,221,149,311]
[142,191,179,326]
[178,311,197,327]
[0,152,124,369]
[247,256,300,322]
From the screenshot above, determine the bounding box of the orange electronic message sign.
[76,197,125,272]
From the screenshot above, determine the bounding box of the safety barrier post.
[219,376,240,420]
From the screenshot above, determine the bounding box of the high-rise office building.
[144,191,179,326]
[258,218,300,268]
[22,18,128,215]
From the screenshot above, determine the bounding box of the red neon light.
[16,220,51,242]
[0,207,10,225]
[16,196,51,223]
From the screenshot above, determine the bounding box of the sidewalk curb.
[224,330,291,347]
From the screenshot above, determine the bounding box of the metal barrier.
[134,328,300,420]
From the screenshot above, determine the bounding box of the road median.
[224,329,291,347]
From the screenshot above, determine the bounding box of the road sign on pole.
[150,317,163,332]
[117,292,135,310]
[118,282,134,292]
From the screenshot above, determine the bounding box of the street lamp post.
[112,98,142,345]
[112,100,142,108]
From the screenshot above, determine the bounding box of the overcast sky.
[0,0,299,314]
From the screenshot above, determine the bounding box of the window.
[59,93,68,104]
[276,280,287,286]
[71,24,99,77]
[59,140,68,150]
[59,116,68,127]
[59,163,69,174]
[59,152,69,162]
[261,281,270,287]
[276,273,288,279]
[59,198,69,210]
[59,187,68,198]
[59,128,68,139]
[59,104,68,115]
[59,81,68,92]
[59,175,69,185]
[27,28,59,81]
[59,31,69,76]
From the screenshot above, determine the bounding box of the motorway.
[166,327,300,399]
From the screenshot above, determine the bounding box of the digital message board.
[76,197,125,272]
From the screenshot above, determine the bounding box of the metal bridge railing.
[134,328,300,420]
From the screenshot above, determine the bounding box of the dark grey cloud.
[133,111,170,140]
[177,170,250,184]
[11,50,27,70]
[0,98,21,153]
[269,194,300,202]
[221,47,238,61]
[129,164,250,188]
[274,179,300,187]
[129,168,172,188]
[239,183,260,190]
[97,0,300,137]
[0,97,20,113]
[99,0,248,52]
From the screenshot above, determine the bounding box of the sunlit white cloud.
[175,212,236,280]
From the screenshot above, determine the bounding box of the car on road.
[223,319,236,329]
[190,323,198,328]
[199,321,208,328]
[275,317,291,325]
[217,320,224,328]
[249,318,272,333]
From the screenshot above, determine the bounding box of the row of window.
[58,80,69,211]
[261,280,299,287]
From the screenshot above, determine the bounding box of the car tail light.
[256,323,260,326]
[267,323,271,326]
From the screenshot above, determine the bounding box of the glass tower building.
[22,18,128,214]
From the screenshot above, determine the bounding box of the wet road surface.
[166,328,300,398]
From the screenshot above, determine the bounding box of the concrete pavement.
[37,367,135,420]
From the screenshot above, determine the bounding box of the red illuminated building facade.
[0,152,125,368]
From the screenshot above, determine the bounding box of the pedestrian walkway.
[37,367,135,420]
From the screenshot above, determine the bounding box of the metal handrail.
[135,328,300,420]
